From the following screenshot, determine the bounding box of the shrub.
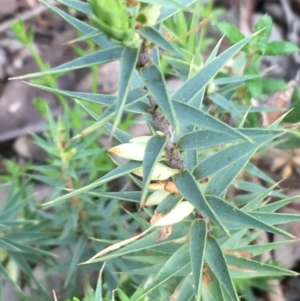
[6,0,300,300]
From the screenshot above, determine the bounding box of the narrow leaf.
[65,236,87,286]
[194,139,261,180]
[158,0,196,22]
[40,0,112,48]
[202,268,224,301]
[43,161,142,206]
[248,212,300,226]
[175,274,195,301]
[190,219,207,300]
[258,195,300,213]
[114,47,139,130]
[229,240,295,258]
[88,222,191,263]
[207,196,294,238]
[142,135,167,203]
[205,236,239,301]
[265,41,299,56]
[12,47,123,80]
[173,100,251,140]
[55,0,92,14]
[140,26,184,59]
[138,244,191,299]
[226,254,298,278]
[210,93,243,117]
[87,191,144,202]
[140,64,179,132]
[141,0,191,10]
[205,150,255,196]
[174,170,228,233]
[178,130,240,150]
[173,34,254,102]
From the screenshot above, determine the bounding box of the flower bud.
[171,234,189,244]
[89,0,141,48]
[144,189,170,206]
[133,163,180,180]
[129,131,164,144]
[137,4,161,26]
[108,143,147,161]
[129,136,152,144]
[148,181,166,190]
[151,201,194,226]
[164,181,180,194]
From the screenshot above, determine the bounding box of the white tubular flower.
[133,163,180,180]
[151,201,194,226]
[108,143,147,161]
[144,189,170,206]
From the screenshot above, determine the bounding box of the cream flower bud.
[148,181,166,190]
[108,143,147,161]
[171,234,189,244]
[144,189,170,206]
[151,201,194,226]
[133,163,180,180]
[164,181,180,194]
[129,136,152,144]
[137,4,161,26]
[129,131,164,144]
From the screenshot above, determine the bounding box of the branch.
[137,41,184,170]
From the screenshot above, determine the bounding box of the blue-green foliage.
[6,0,300,300]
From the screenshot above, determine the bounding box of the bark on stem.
[137,41,184,170]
